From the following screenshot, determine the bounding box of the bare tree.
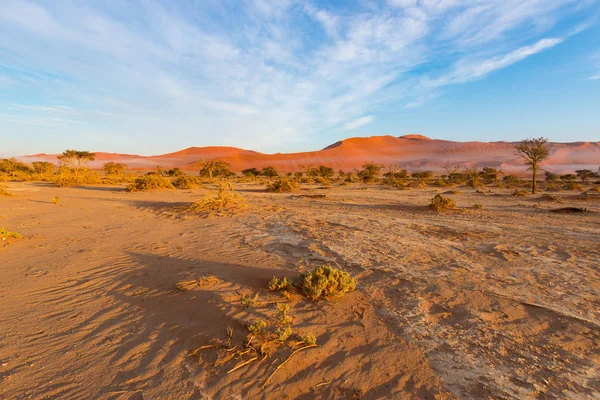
[514,137,550,194]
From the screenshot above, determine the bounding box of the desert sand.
[1,180,599,399]
[19,135,600,174]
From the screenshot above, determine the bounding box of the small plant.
[295,265,356,300]
[512,189,528,197]
[126,174,175,191]
[266,177,299,193]
[269,276,292,291]
[298,332,317,346]
[0,228,23,241]
[276,303,290,315]
[0,186,13,197]
[590,186,600,193]
[240,293,259,309]
[189,179,246,213]
[247,320,268,336]
[429,194,456,212]
[541,193,560,202]
[472,203,483,209]
[275,325,293,343]
[51,196,60,204]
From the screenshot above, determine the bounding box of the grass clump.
[0,186,13,197]
[1,228,23,241]
[171,175,202,189]
[295,265,356,300]
[189,179,246,213]
[472,203,483,209]
[52,196,60,204]
[429,194,456,212]
[240,293,260,309]
[266,177,299,193]
[269,276,292,292]
[127,174,175,191]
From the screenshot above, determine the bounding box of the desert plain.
[1,177,599,400]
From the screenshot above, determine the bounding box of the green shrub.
[269,276,292,291]
[266,177,299,193]
[295,265,356,300]
[429,194,456,212]
[126,174,175,191]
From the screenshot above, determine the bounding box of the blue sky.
[1,0,599,156]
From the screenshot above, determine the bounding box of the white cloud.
[0,0,594,153]
[343,116,374,130]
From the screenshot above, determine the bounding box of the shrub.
[53,167,101,187]
[295,265,356,300]
[563,182,583,191]
[172,175,202,189]
[248,320,268,336]
[298,332,317,346]
[0,228,23,240]
[541,193,559,202]
[52,196,60,204]
[32,161,56,177]
[472,203,483,209]
[260,166,279,179]
[590,186,600,193]
[189,179,246,213]
[269,276,292,291]
[267,177,299,193]
[126,174,175,191]
[358,162,383,183]
[197,160,233,181]
[429,194,456,212]
[103,162,127,177]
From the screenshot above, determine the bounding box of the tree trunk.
[532,167,537,194]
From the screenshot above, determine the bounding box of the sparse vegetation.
[513,189,528,197]
[103,162,127,177]
[188,179,246,213]
[266,177,299,193]
[429,194,456,212]
[358,162,383,183]
[197,160,233,182]
[472,203,483,209]
[52,196,60,204]
[171,175,202,189]
[269,276,292,291]
[126,174,175,191]
[0,186,13,197]
[295,265,356,300]
[0,228,23,241]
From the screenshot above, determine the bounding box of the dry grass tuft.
[512,189,528,197]
[188,179,246,214]
[266,177,299,193]
[429,194,457,212]
[1,228,23,241]
[174,275,220,292]
[472,203,483,209]
[0,186,13,197]
[51,196,60,204]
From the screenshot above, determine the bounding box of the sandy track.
[1,181,598,399]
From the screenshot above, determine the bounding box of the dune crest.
[18,135,600,174]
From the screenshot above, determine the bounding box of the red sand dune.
[18,135,600,174]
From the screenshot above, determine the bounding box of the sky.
[1,0,599,157]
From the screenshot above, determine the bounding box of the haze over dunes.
[20,135,600,174]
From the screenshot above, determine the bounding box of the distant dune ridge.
[19,135,600,174]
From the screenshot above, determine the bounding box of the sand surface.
[1,181,599,399]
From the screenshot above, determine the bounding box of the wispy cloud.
[0,0,596,153]
[343,116,374,130]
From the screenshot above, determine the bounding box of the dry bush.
[0,186,13,197]
[266,177,299,193]
[429,194,456,212]
[52,196,60,204]
[472,203,483,209]
[563,182,583,191]
[126,174,175,191]
[512,189,528,197]
[541,193,560,202]
[589,186,600,193]
[1,228,22,240]
[172,175,202,189]
[188,180,246,213]
[295,265,356,300]
[53,167,101,187]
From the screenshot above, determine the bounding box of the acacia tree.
[197,160,231,182]
[57,150,95,178]
[514,137,550,194]
[358,162,383,183]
